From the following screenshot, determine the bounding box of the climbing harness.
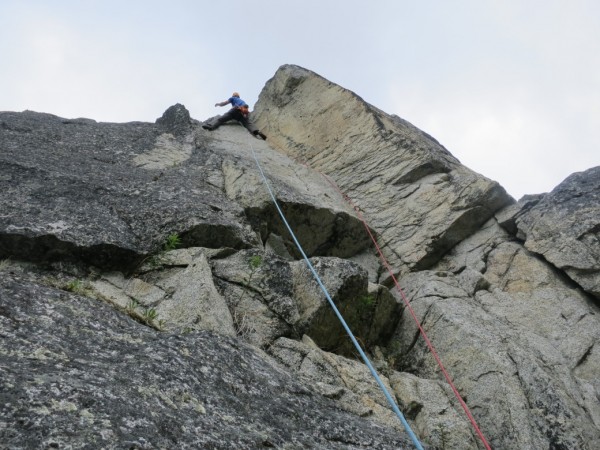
[247,138,424,450]
[238,105,250,118]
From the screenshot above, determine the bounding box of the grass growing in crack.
[352,293,376,321]
[248,255,263,271]
[163,233,181,252]
[153,233,182,266]
[65,279,83,292]
[140,308,165,330]
[63,279,94,296]
[138,232,183,271]
[359,293,376,308]
[124,299,165,331]
[244,254,263,292]
[0,259,10,271]
[143,307,158,322]
[236,255,263,303]
[126,298,140,313]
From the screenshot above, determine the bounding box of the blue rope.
[248,139,424,450]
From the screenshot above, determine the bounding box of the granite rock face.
[513,166,600,300]
[254,65,513,278]
[0,107,368,271]
[1,64,599,449]
[269,336,480,450]
[0,271,413,449]
[252,65,600,449]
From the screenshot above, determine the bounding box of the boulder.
[211,249,297,348]
[155,102,192,137]
[211,251,400,354]
[289,257,400,355]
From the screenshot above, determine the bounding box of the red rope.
[317,172,492,449]
[278,148,492,446]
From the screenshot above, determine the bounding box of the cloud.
[382,1,600,198]
[1,4,220,122]
[1,0,597,200]
[388,69,599,199]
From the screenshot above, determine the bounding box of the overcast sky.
[1,1,598,199]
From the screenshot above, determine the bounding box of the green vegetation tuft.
[359,294,376,307]
[126,298,140,313]
[163,233,182,252]
[63,279,92,295]
[143,308,158,322]
[248,255,263,270]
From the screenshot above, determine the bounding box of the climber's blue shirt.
[229,96,248,108]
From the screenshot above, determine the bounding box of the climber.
[202,92,267,140]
